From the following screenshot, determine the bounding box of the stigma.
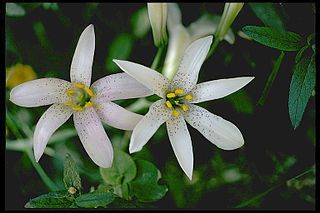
[165,88,192,117]
[64,83,96,111]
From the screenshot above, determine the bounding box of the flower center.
[165,88,192,117]
[64,83,96,111]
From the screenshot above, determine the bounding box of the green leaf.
[224,89,254,114]
[295,44,309,63]
[75,192,115,208]
[288,54,315,129]
[105,34,133,73]
[108,197,139,208]
[6,3,26,17]
[129,160,168,202]
[242,26,302,51]
[25,191,73,208]
[33,21,50,49]
[100,148,137,185]
[258,51,285,106]
[42,3,59,11]
[249,3,285,32]
[63,153,82,193]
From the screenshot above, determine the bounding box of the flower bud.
[147,3,168,47]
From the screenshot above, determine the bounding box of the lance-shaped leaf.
[242,26,302,51]
[63,153,82,193]
[75,192,115,208]
[25,191,73,208]
[288,54,315,129]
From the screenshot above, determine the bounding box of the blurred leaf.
[75,192,114,208]
[131,7,151,38]
[224,89,254,114]
[307,128,315,145]
[235,187,275,208]
[6,63,37,89]
[129,160,168,202]
[242,26,302,51]
[63,153,82,193]
[49,128,77,144]
[6,3,26,17]
[100,148,137,186]
[105,34,133,73]
[42,3,59,11]
[33,21,50,49]
[25,191,72,208]
[249,3,285,31]
[288,54,315,129]
[108,197,139,208]
[257,51,285,106]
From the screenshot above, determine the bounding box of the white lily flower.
[162,3,235,80]
[9,25,152,168]
[113,36,254,180]
[147,3,168,47]
[215,3,244,42]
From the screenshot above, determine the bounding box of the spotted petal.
[70,24,95,87]
[95,101,143,131]
[184,104,244,150]
[33,104,73,162]
[74,107,113,168]
[190,77,254,103]
[167,115,193,180]
[91,73,152,102]
[113,59,170,98]
[9,78,71,107]
[129,99,171,153]
[171,36,213,92]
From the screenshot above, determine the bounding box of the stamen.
[84,87,95,97]
[64,102,73,106]
[172,110,180,117]
[166,92,176,98]
[175,89,184,95]
[165,101,173,108]
[185,94,193,100]
[73,83,85,89]
[84,101,93,108]
[66,89,76,96]
[181,104,189,112]
[72,106,83,111]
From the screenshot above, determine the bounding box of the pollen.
[72,106,83,111]
[73,83,85,89]
[165,101,173,108]
[84,86,95,97]
[66,89,76,96]
[166,93,176,98]
[185,94,193,100]
[172,110,180,117]
[175,89,184,95]
[181,104,189,112]
[84,101,93,108]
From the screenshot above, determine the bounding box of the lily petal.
[9,78,71,107]
[167,3,182,32]
[129,99,171,153]
[95,101,143,131]
[184,104,244,150]
[70,24,95,87]
[191,77,254,103]
[33,104,73,162]
[91,73,152,102]
[167,115,193,180]
[113,59,170,98]
[74,107,113,168]
[171,36,212,92]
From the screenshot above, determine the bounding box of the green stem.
[151,46,164,70]
[206,38,220,59]
[257,51,285,106]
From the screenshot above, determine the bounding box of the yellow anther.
[84,87,95,97]
[165,101,173,108]
[64,102,73,106]
[84,101,93,108]
[72,106,83,111]
[175,89,184,95]
[181,104,189,112]
[73,83,85,89]
[172,110,180,117]
[66,89,76,96]
[185,94,193,100]
[166,92,176,98]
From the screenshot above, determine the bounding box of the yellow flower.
[6,63,37,89]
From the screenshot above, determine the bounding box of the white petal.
[95,101,143,131]
[171,36,213,92]
[74,107,113,168]
[166,116,193,180]
[113,59,170,98]
[91,73,152,102]
[70,24,95,86]
[184,104,244,150]
[167,3,182,32]
[33,104,73,162]
[9,78,71,107]
[191,77,255,103]
[129,99,171,153]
